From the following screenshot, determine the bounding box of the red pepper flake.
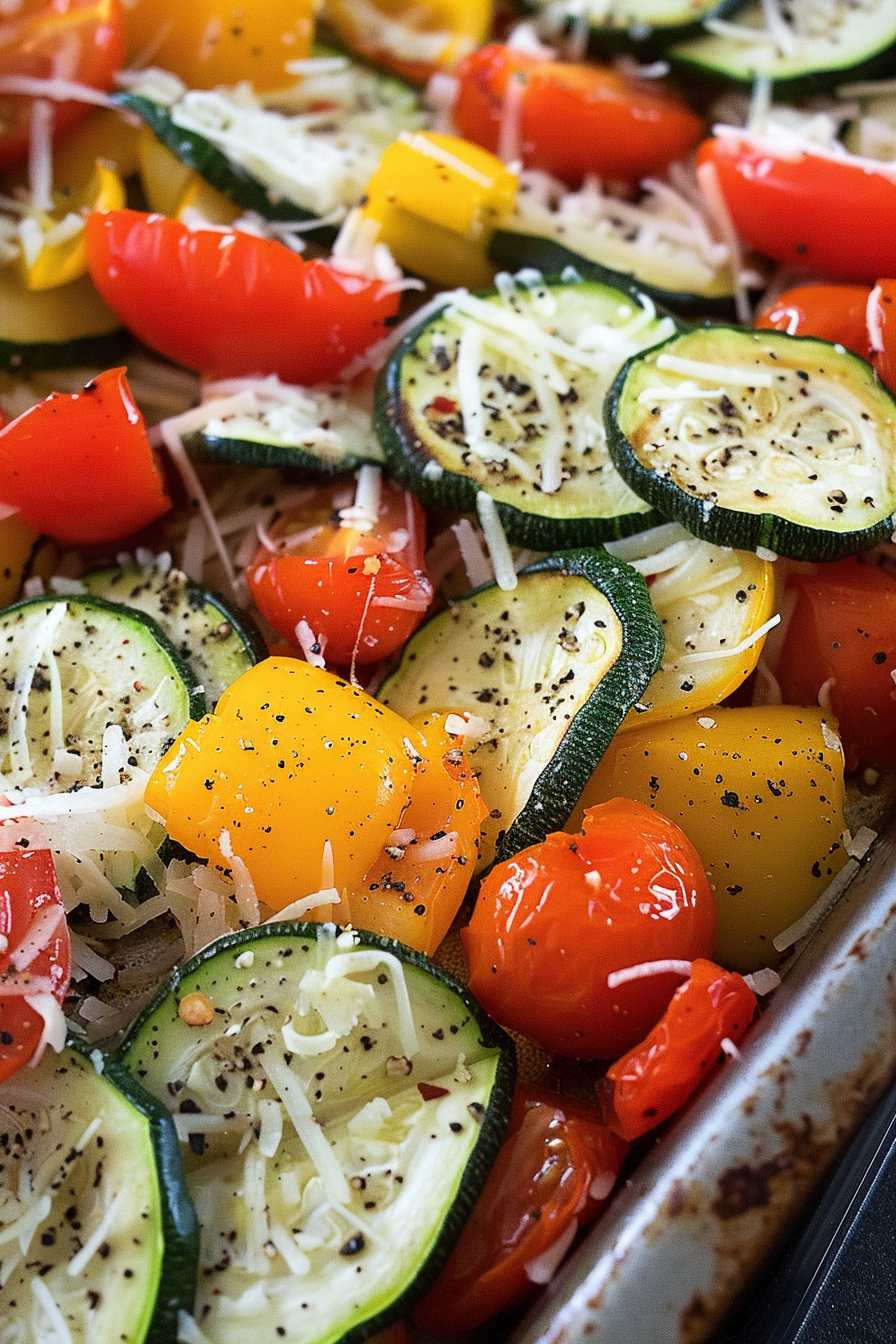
[418,1082,450,1101]
[430,396,457,415]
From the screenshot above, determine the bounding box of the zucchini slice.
[116,58,426,232]
[605,522,776,727]
[0,269,127,373]
[376,273,679,549]
[188,379,385,474]
[524,0,745,48]
[78,563,267,709]
[0,1043,198,1344]
[489,223,742,318]
[116,923,515,1344]
[0,594,205,792]
[669,0,896,89]
[607,327,896,561]
[379,548,664,869]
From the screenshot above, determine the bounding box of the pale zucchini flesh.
[377,275,678,548]
[379,549,664,869]
[0,1045,195,1344]
[670,0,896,85]
[0,595,204,794]
[608,328,896,560]
[526,0,743,42]
[118,924,514,1344]
[78,564,266,710]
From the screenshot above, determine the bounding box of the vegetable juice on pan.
[0,1,894,1341]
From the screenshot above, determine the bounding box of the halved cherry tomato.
[463,799,717,1060]
[84,210,402,383]
[696,134,896,283]
[868,279,896,395]
[413,1082,628,1335]
[0,844,71,1084]
[121,0,314,91]
[0,366,171,545]
[0,0,124,170]
[755,283,873,358]
[453,44,703,186]
[247,474,432,667]
[776,556,896,775]
[597,959,757,1142]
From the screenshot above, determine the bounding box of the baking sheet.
[505,812,896,1344]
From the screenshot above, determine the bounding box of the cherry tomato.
[868,279,896,395]
[85,210,402,383]
[755,283,873,358]
[413,1082,628,1335]
[121,0,315,92]
[0,366,171,545]
[0,0,124,170]
[776,556,896,775]
[0,844,71,1084]
[463,799,717,1060]
[453,44,703,186]
[696,134,896,283]
[597,959,757,1142]
[247,474,432,667]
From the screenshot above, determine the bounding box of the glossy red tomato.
[0,0,124,169]
[413,1083,628,1334]
[247,474,432,667]
[463,799,717,1060]
[453,44,703,186]
[696,134,896,283]
[868,279,896,395]
[597,959,756,1142]
[0,366,171,545]
[85,211,402,383]
[755,283,873,358]
[776,556,896,775]
[0,844,71,1083]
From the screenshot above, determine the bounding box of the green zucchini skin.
[668,0,896,93]
[79,1047,201,1344]
[380,547,665,869]
[115,922,516,1344]
[487,230,740,320]
[0,328,131,374]
[79,563,267,709]
[114,93,337,237]
[605,327,896,562]
[520,0,747,53]
[0,1041,198,1344]
[187,429,382,474]
[375,277,678,549]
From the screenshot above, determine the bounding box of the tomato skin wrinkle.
[413,1082,628,1335]
[598,959,757,1142]
[463,799,716,1060]
[85,210,403,383]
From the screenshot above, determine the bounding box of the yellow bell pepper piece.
[349,711,485,955]
[324,0,492,84]
[136,126,196,218]
[0,268,120,346]
[51,109,141,190]
[18,161,125,291]
[624,544,776,729]
[146,660,479,930]
[175,175,243,228]
[574,706,850,974]
[361,131,517,288]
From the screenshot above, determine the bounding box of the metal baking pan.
[503,810,896,1344]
